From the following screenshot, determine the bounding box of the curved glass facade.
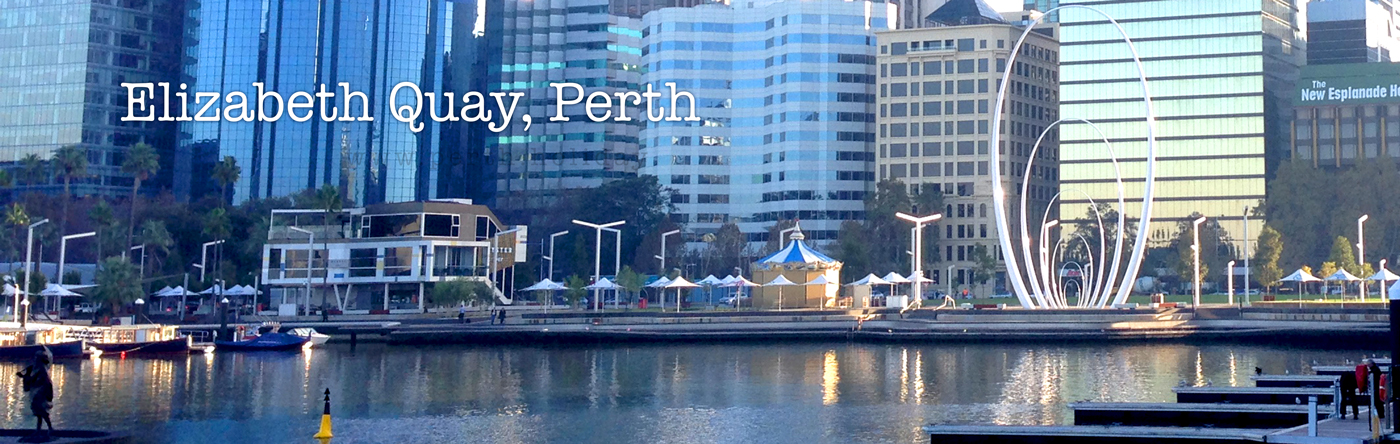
[1057,0,1302,246]
[639,0,890,247]
[180,0,457,205]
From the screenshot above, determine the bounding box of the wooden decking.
[1265,408,1382,444]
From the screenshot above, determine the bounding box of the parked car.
[76,303,101,314]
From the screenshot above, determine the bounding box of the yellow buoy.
[313,388,333,439]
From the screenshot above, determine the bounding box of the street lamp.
[602,227,622,309]
[1358,214,1369,300]
[57,231,95,314]
[1227,260,1237,305]
[21,218,49,323]
[544,230,569,281]
[1040,220,1060,308]
[896,212,942,307]
[288,227,314,315]
[134,298,148,324]
[1193,216,1207,307]
[20,298,29,328]
[656,229,681,275]
[1242,207,1251,305]
[572,219,625,312]
[196,240,226,282]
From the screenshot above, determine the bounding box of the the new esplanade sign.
[1296,64,1400,106]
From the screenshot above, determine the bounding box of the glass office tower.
[0,0,183,199]
[639,0,890,249]
[180,0,457,205]
[1057,0,1302,247]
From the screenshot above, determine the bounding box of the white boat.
[288,328,330,346]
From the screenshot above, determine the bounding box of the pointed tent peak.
[720,275,738,285]
[789,220,805,241]
[646,276,673,288]
[1391,280,1400,298]
[926,0,1006,27]
[1280,269,1322,283]
[1371,268,1400,281]
[154,285,175,296]
[1326,269,1362,281]
[758,234,838,265]
[806,275,834,285]
[848,273,891,286]
[665,276,700,288]
[724,276,760,287]
[764,275,798,286]
[41,284,81,297]
[697,275,723,286]
[882,272,912,284]
[586,277,621,290]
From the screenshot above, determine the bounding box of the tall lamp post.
[896,212,942,306]
[1242,207,1251,305]
[1227,260,1236,305]
[656,229,681,276]
[545,230,569,281]
[196,240,226,282]
[602,227,622,308]
[288,227,314,315]
[57,231,95,313]
[1193,216,1207,307]
[572,219,625,312]
[1358,214,1369,299]
[21,218,49,324]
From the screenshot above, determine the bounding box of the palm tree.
[121,143,159,248]
[88,201,115,264]
[310,184,341,317]
[93,257,142,317]
[52,145,88,234]
[138,220,173,277]
[210,156,241,208]
[19,153,47,186]
[4,204,29,266]
[202,208,231,286]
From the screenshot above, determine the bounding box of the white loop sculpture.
[990,5,1157,309]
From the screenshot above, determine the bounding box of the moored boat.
[66,325,191,356]
[89,336,192,355]
[214,332,309,351]
[0,340,86,360]
[288,328,330,346]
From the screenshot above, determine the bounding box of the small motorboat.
[288,328,331,346]
[214,332,309,352]
[73,325,192,356]
[0,340,86,360]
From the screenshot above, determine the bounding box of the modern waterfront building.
[1307,0,1400,65]
[639,0,892,250]
[1291,62,1400,166]
[875,2,1059,289]
[260,199,526,314]
[487,0,645,224]
[0,0,184,199]
[178,0,458,205]
[1057,0,1303,247]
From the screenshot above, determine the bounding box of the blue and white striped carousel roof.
[757,234,837,264]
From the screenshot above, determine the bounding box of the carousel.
[751,224,843,309]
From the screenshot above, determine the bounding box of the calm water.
[0,341,1381,444]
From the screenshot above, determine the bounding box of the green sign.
[1296,64,1400,106]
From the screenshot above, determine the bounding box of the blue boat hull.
[215,332,308,352]
[0,340,86,360]
[92,337,192,355]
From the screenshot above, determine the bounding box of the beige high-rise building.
[875,1,1059,295]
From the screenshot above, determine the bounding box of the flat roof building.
[1291,62,1400,166]
[261,199,526,314]
[875,1,1059,290]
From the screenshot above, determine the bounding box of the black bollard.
[1390,289,1399,430]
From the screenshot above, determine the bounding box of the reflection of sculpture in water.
[17,348,55,440]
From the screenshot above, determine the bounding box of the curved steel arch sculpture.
[990,5,1158,309]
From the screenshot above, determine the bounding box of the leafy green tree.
[1326,236,1358,275]
[93,257,142,316]
[707,221,747,276]
[12,270,47,301]
[61,270,82,286]
[210,155,241,207]
[836,220,872,279]
[1066,203,1139,273]
[0,169,10,188]
[1253,225,1284,292]
[969,244,998,297]
[565,275,588,308]
[121,142,160,248]
[615,265,644,305]
[429,279,494,308]
[52,145,87,233]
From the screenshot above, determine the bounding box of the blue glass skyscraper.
[179,0,459,205]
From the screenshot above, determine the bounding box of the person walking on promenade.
[458,304,467,324]
[16,349,54,437]
[1365,359,1386,420]
[1343,361,1362,419]
[497,309,506,325]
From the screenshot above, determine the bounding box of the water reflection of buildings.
[0,342,1382,441]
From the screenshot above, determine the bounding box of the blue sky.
[986,0,1023,12]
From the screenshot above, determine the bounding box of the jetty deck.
[1172,386,1339,406]
[1252,375,1342,388]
